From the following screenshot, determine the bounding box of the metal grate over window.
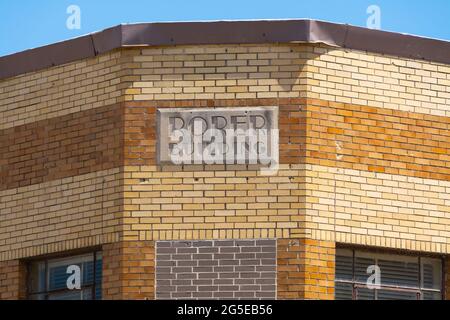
[27,252,102,300]
[335,248,443,300]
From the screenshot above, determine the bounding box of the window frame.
[26,250,102,300]
[335,247,445,300]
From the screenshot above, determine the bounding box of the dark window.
[28,252,102,300]
[335,248,442,300]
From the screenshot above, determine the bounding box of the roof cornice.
[1,19,450,80]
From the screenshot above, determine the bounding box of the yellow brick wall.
[119,44,450,256]
[302,45,450,255]
[0,168,122,261]
[1,42,449,264]
[0,50,127,130]
[307,45,450,116]
[118,44,450,118]
[121,44,307,243]
[123,44,308,101]
[122,165,305,241]
[306,164,450,254]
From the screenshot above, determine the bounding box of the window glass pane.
[335,249,442,301]
[47,288,93,301]
[83,288,93,300]
[422,291,442,300]
[355,287,376,300]
[29,293,46,300]
[48,290,82,300]
[81,254,102,285]
[47,254,93,291]
[335,282,353,300]
[48,263,81,291]
[377,289,418,300]
[95,255,102,285]
[95,255,102,299]
[378,257,419,288]
[335,249,353,281]
[83,261,94,285]
[421,258,441,290]
[28,252,102,300]
[354,255,375,283]
[29,261,46,294]
[95,285,102,300]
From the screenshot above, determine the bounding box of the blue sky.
[1,0,449,57]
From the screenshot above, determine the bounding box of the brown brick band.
[125,98,450,181]
[306,99,450,181]
[124,98,306,166]
[0,103,124,191]
[2,97,450,192]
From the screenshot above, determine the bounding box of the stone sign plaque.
[157,107,279,166]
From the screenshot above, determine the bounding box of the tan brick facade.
[0,260,26,300]
[0,168,122,262]
[277,239,335,300]
[103,241,155,300]
[1,37,449,299]
[307,45,450,117]
[0,51,125,130]
[122,98,306,242]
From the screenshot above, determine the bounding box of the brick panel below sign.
[155,239,277,299]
